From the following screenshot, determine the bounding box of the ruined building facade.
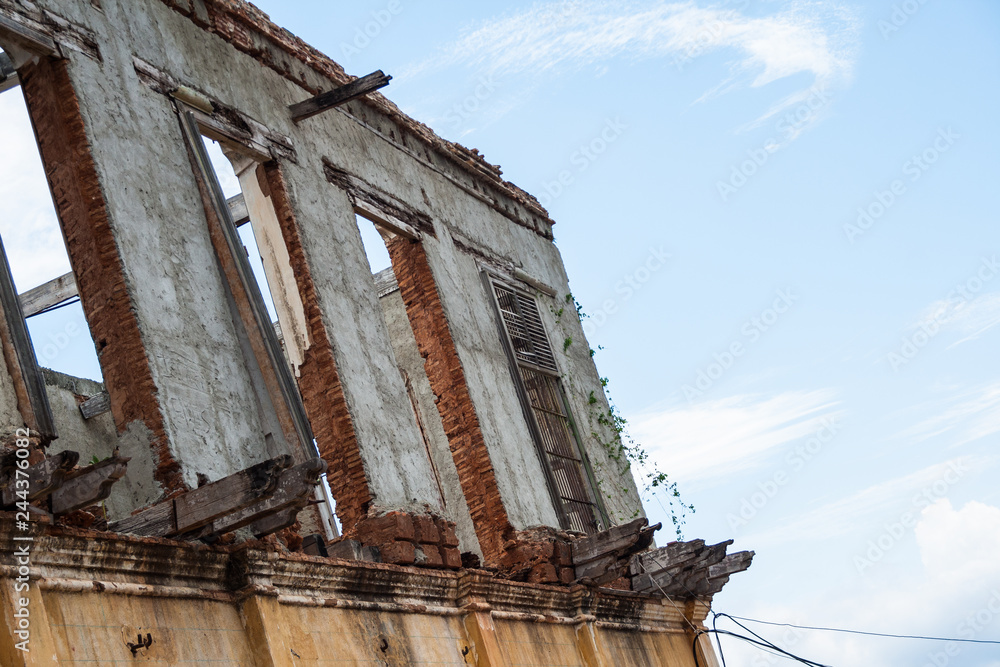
[0,1,750,664]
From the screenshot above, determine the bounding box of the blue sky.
[2,1,999,664]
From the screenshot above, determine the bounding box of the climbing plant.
[554,293,694,538]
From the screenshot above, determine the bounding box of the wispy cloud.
[404,0,860,133]
[893,382,1000,448]
[632,389,842,486]
[744,456,981,545]
[0,90,70,291]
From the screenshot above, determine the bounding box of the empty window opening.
[490,279,607,534]
[0,52,104,397]
[356,212,448,509]
[200,134,338,539]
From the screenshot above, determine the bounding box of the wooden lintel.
[50,456,129,515]
[289,70,391,122]
[0,13,59,59]
[0,450,78,506]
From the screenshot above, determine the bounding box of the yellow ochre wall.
[0,523,719,666]
[0,584,718,666]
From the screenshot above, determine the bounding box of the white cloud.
[744,456,980,545]
[893,383,1000,449]
[632,389,842,486]
[719,497,1000,666]
[404,0,860,135]
[0,89,71,291]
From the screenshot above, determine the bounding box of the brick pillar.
[17,57,181,494]
[261,163,373,533]
[385,237,514,565]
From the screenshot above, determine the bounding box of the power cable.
[725,613,1000,646]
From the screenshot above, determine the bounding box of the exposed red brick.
[379,541,416,566]
[414,515,440,545]
[528,563,558,584]
[559,567,575,585]
[356,511,415,545]
[385,238,514,566]
[262,163,372,534]
[441,524,460,548]
[442,547,462,570]
[554,541,572,567]
[156,0,554,236]
[417,544,443,568]
[18,58,181,494]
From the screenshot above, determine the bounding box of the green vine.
[555,293,693,538]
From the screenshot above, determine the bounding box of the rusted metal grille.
[492,282,600,534]
[494,285,558,373]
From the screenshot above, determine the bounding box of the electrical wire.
[725,614,1000,646]
[693,628,832,667]
[26,296,81,318]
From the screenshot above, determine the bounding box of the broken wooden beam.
[111,455,292,537]
[50,455,129,515]
[570,517,661,586]
[79,391,111,420]
[192,457,326,540]
[1,450,79,506]
[630,538,754,599]
[289,70,391,122]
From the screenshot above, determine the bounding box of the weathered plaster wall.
[378,284,481,557]
[1,0,642,532]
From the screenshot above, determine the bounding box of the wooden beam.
[0,51,18,94]
[289,70,391,122]
[0,235,56,438]
[195,457,325,539]
[0,450,78,506]
[110,455,292,537]
[49,455,129,515]
[18,272,78,318]
[0,14,58,59]
[571,518,659,585]
[79,391,111,419]
[227,192,249,226]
